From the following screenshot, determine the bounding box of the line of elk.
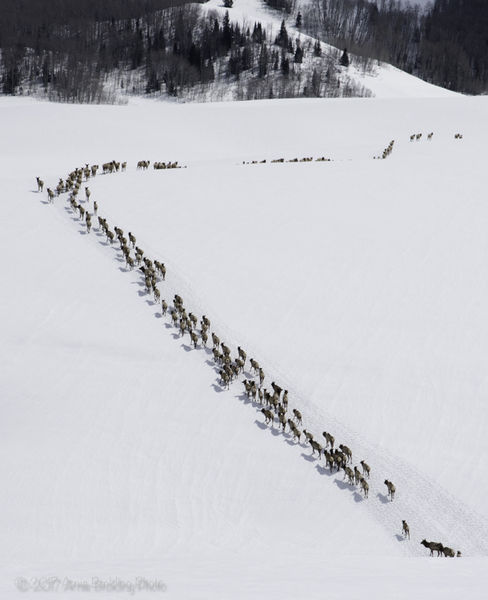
[243,156,332,165]
[36,156,461,558]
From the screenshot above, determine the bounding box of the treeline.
[0,0,198,101]
[0,0,369,102]
[297,0,488,94]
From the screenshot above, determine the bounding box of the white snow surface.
[1,94,488,598]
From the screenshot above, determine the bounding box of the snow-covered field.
[1,93,488,599]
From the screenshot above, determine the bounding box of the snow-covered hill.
[199,0,456,100]
[1,94,488,599]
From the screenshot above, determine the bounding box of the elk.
[360,460,370,478]
[250,358,260,373]
[339,444,352,463]
[343,466,355,485]
[237,346,246,364]
[421,540,444,557]
[278,413,287,431]
[261,408,274,426]
[402,520,410,539]
[384,479,396,501]
[310,440,322,458]
[287,420,301,442]
[322,431,335,450]
[354,466,361,485]
[271,381,282,396]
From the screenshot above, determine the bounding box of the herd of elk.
[35,155,462,558]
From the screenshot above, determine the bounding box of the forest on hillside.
[0,0,369,102]
[296,0,488,94]
[0,0,368,102]
[0,0,487,101]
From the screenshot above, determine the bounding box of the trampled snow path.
[46,154,488,559]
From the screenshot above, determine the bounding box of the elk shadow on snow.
[395,534,405,542]
[315,464,334,477]
[254,420,268,431]
[353,492,364,503]
[377,493,390,504]
[284,437,298,446]
[211,383,226,393]
[180,343,193,353]
[334,479,354,492]
[301,452,317,463]
[205,360,220,373]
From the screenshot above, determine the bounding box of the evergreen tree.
[295,12,302,28]
[241,45,252,71]
[311,68,321,96]
[273,50,279,70]
[340,48,350,67]
[275,20,288,49]
[281,52,290,76]
[223,0,233,7]
[222,11,232,50]
[258,44,268,78]
[294,41,303,63]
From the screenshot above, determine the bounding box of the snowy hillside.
[202,0,456,99]
[1,93,488,599]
